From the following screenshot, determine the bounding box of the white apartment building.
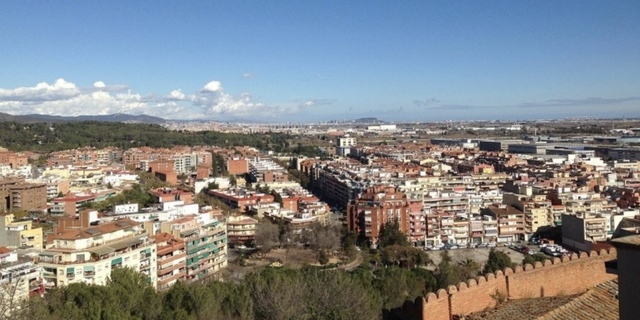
[0,248,44,317]
[336,136,357,148]
[38,219,157,289]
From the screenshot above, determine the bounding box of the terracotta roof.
[535,280,619,320]
[0,247,12,254]
[461,280,619,320]
[50,218,139,240]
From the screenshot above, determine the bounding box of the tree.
[207,181,219,190]
[458,257,481,280]
[308,223,341,253]
[0,275,28,320]
[373,267,432,310]
[255,220,280,257]
[341,230,358,259]
[435,250,464,289]
[378,219,409,248]
[229,175,237,187]
[380,245,431,269]
[483,248,515,274]
[522,253,549,266]
[317,250,329,265]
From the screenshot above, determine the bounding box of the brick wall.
[506,250,617,299]
[393,248,617,320]
[423,290,452,320]
[449,270,508,316]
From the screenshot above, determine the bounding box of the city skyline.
[1,1,639,122]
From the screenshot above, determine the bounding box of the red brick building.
[149,188,194,204]
[227,157,249,175]
[347,185,409,247]
[196,164,210,180]
[208,189,275,213]
[0,151,28,169]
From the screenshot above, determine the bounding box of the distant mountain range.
[0,112,166,124]
[0,112,387,125]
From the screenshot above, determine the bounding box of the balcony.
[157,271,185,286]
[158,261,186,276]
[158,252,186,264]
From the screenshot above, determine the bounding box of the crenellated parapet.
[399,248,618,320]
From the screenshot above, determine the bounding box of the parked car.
[478,243,488,248]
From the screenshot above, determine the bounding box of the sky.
[0,1,639,123]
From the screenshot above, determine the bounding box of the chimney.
[80,210,92,228]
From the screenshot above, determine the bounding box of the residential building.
[407,202,426,246]
[0,213,43,249]
[227,157,249,175]
[0,178,47,213]
[226,215,258,246]
[248,157,288,183]
[484,204,526,242]
[452,219,470,244]
[503,193,554,240]
[482,215,499,242]
[161,216,228,282]
[50,193,98,216]
[0,150,28,169]
[425,210,441,247]
[347,186,409,248]
[0,249,44,317]
[38,218,157,289]
[562,213,608,252]
[153,232,186,291]
[149,188,193,204]
[336,136,357,148]
[208,188,274,213]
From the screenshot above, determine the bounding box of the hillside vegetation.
[0,121,293,153]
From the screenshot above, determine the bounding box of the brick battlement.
[392,248,618,320]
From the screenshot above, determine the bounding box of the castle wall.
[393,248,617,320]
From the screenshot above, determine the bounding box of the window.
[76,254,85,262]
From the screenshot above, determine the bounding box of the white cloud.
[169,89,186,100]
[0,78,320,120]
[242,73,256,79]
[0,78,80,102]
[202,81,222,92]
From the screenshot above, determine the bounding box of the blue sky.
[0,1,639,122]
